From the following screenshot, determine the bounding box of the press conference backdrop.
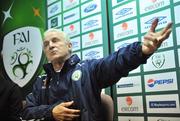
[46,0,180,121]
[107,0,180,121]
[1,0,180,121]
[45,0,111,94]
[0,0,46,97]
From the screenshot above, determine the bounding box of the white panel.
[146,94,180,113]
[63,0,79,11]
[70,36,81,51]
[63,22,80,37]
[176,27,180,45]
[48,14,62,29]
[82,30,103,48]
[81,0,101,18]
[143,50,175,72]
[117,96,144,113]
[63,7,80,25]
[113,19,138,41]
[118,116,144,121]
[47,1,61,18]
[144,72,178,92]
[116,76,142,94]
[148,117,180,121]
[140,9,171,33]
[81,14,102,33]
[113,1,137,23]
[139,0,170,14]
[82,46,103,60]
[174,5,180,24]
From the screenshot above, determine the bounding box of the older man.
[22,19,172,121]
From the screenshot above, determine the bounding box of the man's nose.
[49,41,54,50]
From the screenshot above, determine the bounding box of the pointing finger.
[160,22,173,35]
[157,29,172,43]
[149,18,159,32]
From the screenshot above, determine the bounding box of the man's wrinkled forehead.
[44,31,65,41]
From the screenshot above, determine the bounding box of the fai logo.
[71,70,82,81]
[2,26,43,87]
[151,54,165,68]
[51,17,58,28]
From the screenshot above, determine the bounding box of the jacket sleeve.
[8,84,23,121]
[91,42,150,88]
[21,77,55,120]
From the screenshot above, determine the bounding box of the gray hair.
[43,28,72,54]
[44,28,70,43]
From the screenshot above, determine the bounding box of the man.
[22,19,172,121]
[0,51,23,120]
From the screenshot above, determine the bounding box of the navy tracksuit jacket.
[22,42,149,121]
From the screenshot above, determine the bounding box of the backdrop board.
[46,0,111,94]
[107,0,180,121]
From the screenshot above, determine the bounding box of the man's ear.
[68,42,72,49]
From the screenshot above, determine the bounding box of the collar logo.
[71,70,82,81]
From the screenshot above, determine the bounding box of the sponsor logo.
[122,22,128,30]
[145,1,164,11]
[117,83,134,88]
[145,16,166,24]
[126,96,133,106]
[50,5,59,14]
[84,3,97,13]
[117,31,133,38]
[64,13,75,20]
[121,96,139,112]
[84,20,98,27]
[69,24,75,31]
[144,16,167,29]
[116,8,133,16]
[89,32,94,40]
[85,51,99,57]
[71,41,79,48]
[151,54,165,68]
[115,8,133,19]
[147,78,173,87]
[51,17,58,28]
[84,20,98,29]
[149,101,176,108]
[116,23,134,38]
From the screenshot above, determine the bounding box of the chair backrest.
[101,93,114,121]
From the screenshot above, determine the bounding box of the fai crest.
[71,70,82,81]
[2,26,43,87]
[151,54,165,68]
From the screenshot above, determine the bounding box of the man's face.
[43,31,71,62]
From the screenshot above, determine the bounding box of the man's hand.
[142,18,172,55]
[52,101,80,121]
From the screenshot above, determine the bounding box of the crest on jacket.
[71,70,82,81]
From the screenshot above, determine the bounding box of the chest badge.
[71,70,82,81]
